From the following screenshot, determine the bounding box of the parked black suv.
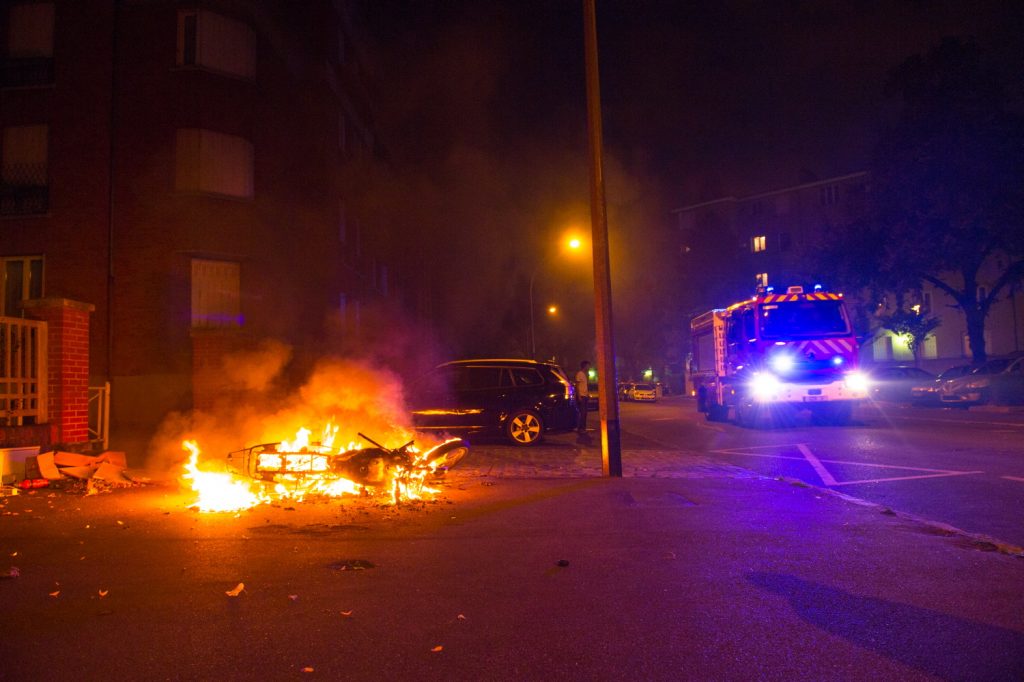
[409,359,578,445]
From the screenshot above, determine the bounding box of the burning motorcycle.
[226,432,469,502]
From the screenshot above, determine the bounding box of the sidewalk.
[1,438,1022,680]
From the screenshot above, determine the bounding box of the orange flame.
[181,440,267,512]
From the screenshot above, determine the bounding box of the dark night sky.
[353,0,1023,359]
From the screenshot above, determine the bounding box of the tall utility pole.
[582,0,622,477]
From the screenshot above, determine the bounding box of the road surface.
[615,395,1024,548]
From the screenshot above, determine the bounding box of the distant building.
[673,172,1023,368]
[1,1,412,435]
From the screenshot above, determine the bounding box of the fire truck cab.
[690,286,869,426]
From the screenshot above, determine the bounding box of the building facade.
[1,0,407,434]
[673,172,1024,370]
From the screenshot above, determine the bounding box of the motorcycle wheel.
[421,438,469,476]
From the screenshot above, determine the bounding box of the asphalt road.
[616,395,1024,549]
[3,402,1023,680]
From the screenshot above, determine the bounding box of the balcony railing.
[1,162,49,216]
[0,184,49,216]
[1,57,54,88]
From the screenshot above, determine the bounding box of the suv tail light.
[552,368,573,400]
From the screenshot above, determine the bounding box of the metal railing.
[0,317,48,426]
[88,382,110,450]
[1,163,49,216]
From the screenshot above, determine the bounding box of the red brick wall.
[24,298,95,445]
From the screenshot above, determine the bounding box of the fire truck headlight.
[769,355,795,373]
[750,373,782,401]
[844,371,869,393]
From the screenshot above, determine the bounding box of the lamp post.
[582,0,622,477]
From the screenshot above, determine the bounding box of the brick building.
[1,1,409,439]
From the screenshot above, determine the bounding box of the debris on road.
[225,583,245,597]
[14,450,148,494]
[328,559,375,571]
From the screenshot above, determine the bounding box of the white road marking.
[796,444,838,486]
[1002,476,1024,483]
[711,443,984,487]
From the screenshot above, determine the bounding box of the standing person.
[575,360,591,434]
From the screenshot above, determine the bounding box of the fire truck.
[689,285,869,426]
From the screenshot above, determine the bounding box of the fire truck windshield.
[758,300,850,338]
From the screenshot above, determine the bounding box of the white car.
[628,383,658,402]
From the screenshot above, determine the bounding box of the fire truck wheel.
[705,403,728,422]
[506,409,544,445]
[734,400,756,427]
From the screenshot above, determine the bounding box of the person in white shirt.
[574,360,591,433]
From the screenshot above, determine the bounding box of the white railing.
[0,317,48,425]
[88,382,110,450]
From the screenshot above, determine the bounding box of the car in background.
[868,365,935,403]
[940,355,1024,406]
[910,364,973,405]
[409,359,578,446]
[626,382,658,402]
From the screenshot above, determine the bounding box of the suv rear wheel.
[506,409,544,446]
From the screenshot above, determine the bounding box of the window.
[191,259,241,328]
[1,256,43,317]
[751,235,766,253]
[455,367,507,391]
[6,3,54,57]
[1,124,49,215]
[759,300,850,338]
[779,232,791,252]
[510,368,543,387]
[755,272,768,288]
[175,129,254,199]
[2,124,48,185]
[922,291,932,314]
[176,9,256,79]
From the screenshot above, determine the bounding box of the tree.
[877,308,941,365]
[869,38,1024,363]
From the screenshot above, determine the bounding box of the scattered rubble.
[1,450,148,496]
